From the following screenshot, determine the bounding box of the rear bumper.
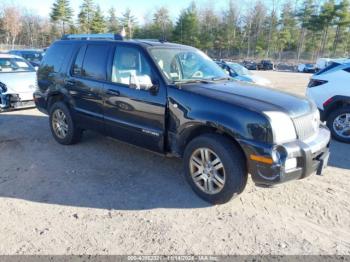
[33,90,48,114]
[247,126,331,186]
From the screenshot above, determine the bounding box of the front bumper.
[248,126,331,186]
[0,93,35,111]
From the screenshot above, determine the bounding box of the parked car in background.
[216,61,272,86]
[243,60,258,70]
[257,60,274,70]
[8,49,44,69]
[306,62,350,143]
[34,34,330,204]
[0,54,37,111]
[298,63,317,73]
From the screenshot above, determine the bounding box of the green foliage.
[119,8,137,39]
[50,0,73,34]
[107,7,119,33]
[173,2,200,47]
[78,0,95,33]
[90,5,106,33]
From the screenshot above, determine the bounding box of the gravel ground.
[0,71,349,255]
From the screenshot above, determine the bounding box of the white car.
[306,62,350,143]
[0,54,37,111]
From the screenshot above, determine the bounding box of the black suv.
[258,60,274,70]
[34,34,331,204]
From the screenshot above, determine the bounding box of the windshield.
[21,52,43,62]
[149,47,227,83]
[226,62,251,76]
[0,57,34,72]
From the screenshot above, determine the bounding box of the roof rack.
[61,33,124,41]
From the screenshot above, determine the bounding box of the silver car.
[0,54,37,111]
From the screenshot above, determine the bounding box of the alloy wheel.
[189,148,226,195]
[52,109,68,139]
[333,113,350,139]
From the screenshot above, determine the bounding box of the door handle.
[106,89,120,96]
[65,79,76,86]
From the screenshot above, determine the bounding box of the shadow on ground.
[0,112,349,210]
[0,113,209,210]
[328,140,350,169]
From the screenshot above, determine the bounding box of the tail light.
[308,79,328,88]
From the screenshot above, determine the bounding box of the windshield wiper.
[173,79,213,85]
[211,76,232,81]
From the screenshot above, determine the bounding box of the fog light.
[285,158,297,171]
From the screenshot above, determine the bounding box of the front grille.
[293,112,319,141]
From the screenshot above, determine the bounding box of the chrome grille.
[293,111,319,141]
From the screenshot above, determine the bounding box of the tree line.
[0,0,350,61]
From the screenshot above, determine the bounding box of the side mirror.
[34,66,39,71]
[129,74,159,93]
[150,78,160,94]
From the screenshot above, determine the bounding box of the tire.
[183,134,247,204]
[49,101,82,145]
[327,106,350,143]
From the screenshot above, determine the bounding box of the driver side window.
[111,46,153,90]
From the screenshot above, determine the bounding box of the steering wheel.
[192,70,203,78]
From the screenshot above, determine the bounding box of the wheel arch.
[323,96,350,121]
[47,90,73,112]
[175,122,247,163]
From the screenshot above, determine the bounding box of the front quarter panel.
[167,86,272,155]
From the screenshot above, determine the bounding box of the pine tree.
[50,0,73,35]
[333,0,350,55]
[119,8,137,38]
[296,0,316,60]
[173,2,200,47]
[107,7,119,33]
[152,7,173,40]
[78,0,95,33]
[90,5,106,33]
[319,0,336,56]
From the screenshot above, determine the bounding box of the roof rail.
[61,33,124,41]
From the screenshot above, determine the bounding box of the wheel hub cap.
[333,113,350,138]
[189,148,226,195]
[52,109,68,139]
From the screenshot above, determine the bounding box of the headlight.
[264,111,297,144]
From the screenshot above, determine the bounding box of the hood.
[182,81,314,118]
[0,71,37,95]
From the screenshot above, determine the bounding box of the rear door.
[67,43,112,132]
[102,44,167,153]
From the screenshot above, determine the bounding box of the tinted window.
[111,46,153,89]
[81,44,109,81]
[72,45,86,76]
[343,67,350,73]
[41,44,74,73]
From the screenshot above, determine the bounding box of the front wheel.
[183,134,247,204]
[327,107,350,143]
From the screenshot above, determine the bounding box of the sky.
[2,0,231,24]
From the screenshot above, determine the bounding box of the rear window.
[41,44,74,73]
[80,44,109,81]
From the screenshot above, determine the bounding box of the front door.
[102,44,167,153]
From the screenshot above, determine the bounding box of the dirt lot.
[0,71,349,255]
